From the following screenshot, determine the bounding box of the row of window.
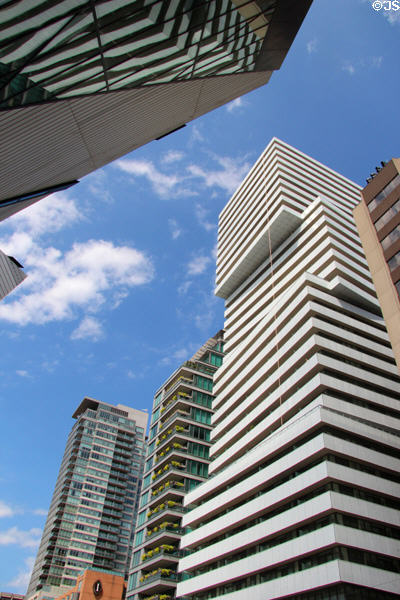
[374,197,400,231]
[381,223,400,251]
[186,511,400,578]
[368,173,400,212]
[190,477,400,552]
[388,250,400,272]
[187,545,400,599]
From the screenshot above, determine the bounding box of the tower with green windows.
[127,331,224,600]
[0,0,312,219]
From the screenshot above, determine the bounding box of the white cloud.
[85,169,114,204]
[0,237,154,328]
[168,218,182,240]
[383,8,400,24]
[160,347,191,366]
[0,526,42,548]
[342,62,356,75]
[5,192,82,239]
[162,150,184,164]
[0,500,14,518]
[307,38,318,54]
[195,204,216,232]
[71,316,104,341]
[226,97,245,113]
[178,280,192,295]
[8,555,35,592]
[32,508,47,517]
[114,158,180,197]
[187,255,212,276]
[371,55,383,68]
[190,125,204,143]
[187,156,251,195]
[16,370,31,378]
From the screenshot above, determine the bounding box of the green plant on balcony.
[167,429,173,435]
[160,543,175,552]
[175,481,184,487]
[178,391,189,398]
[167,500,176,508]
[159,595,172,600]
[172,442,184,449]
[171,460,183,468]
[159,521,179,530]
[160,568,172,576]
[175,425,184,432]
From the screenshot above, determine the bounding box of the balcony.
[141,547,183,565]
[150,480,186,502]
[138,569,178,589]
[159,409,191,432]
[152,461,186,482]
[147,501,186,524]
[145,524,185,541]
[163,376,194,403]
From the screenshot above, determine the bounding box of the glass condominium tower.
[177,139,400,599]
[27,398,148,600]
[127,331,224,600]
[0,0,312,219]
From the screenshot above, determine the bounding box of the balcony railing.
[141,548,183,564]
[139,571,178,587]
[146,525,185,540]
[147,503,186,523]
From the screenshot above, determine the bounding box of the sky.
[0,0,399,593]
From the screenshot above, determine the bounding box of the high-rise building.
[27,398,148,600]
[176,139,400,599]
[354,158,400,371]
[0,0,312,220]
[127,331,224,600]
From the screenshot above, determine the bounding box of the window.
[192,408,211,425]
[137,510,146,526]
[374,198,400,230]
[381,223,400,251]
[388,250,400,272]
[187,459,208,477]
[195,375,213,392]
[142,473,151,489]
[188,442,209,459]
[192,391,212,408]
[189,425,210,441]
[134,529,143,546]
[132,550,141,567]
[210,353,223,367]
[368,173,400,212]
[151,407,160,424]
[149,424,158,440]
[154,392,163,408]
[128,571,137,591]
[139,491,148,508]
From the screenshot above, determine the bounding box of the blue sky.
[0,0,399,592]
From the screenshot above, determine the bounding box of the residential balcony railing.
[150,480,186,500]
[163,377,194,402]
[147,502,186,523]
[156,426,190,450]
[138,570,178,586]
[145,524,185,541]
[141,548,184,565]
[159,410,191,431]
[160,394,213,424]
[182,360,215,376]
